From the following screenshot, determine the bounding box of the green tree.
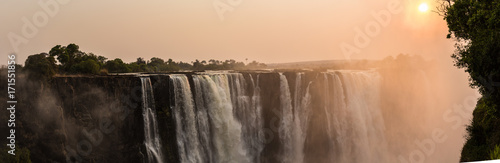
[128,62,142,72]
[24,53,57,80]
[49,44,84,72]
[442,0,500,99]
[98,55,108,65]
[136,57,146,65]
[441,0,500,161]
[48,44,106,74]
[148,57,165,72]
[104,58,131,73]
[192,59,204,70]
[74,59,100,74]
[178,61,193,70]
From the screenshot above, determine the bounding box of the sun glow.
[419,3,429,12]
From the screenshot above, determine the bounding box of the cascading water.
[279,73,294,163]
[141,77,165,163]
[228,73,265,163]
[170,75,204,163]
[321,71,388,163]
[247,74,265,163]
[171,73,250,163]
[292,73,312,163]
[144,70,388,163]
[198,74,250,163]
[278,73,312,163]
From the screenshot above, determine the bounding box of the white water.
[228,73,265,163]
[172,74,250,163]
[171,75,204,163]
[279,73,312,163]
[279,73,294,163]
[322,71,388,163]
[248,74,265,163]
[141,77,165,163]
[292,73,312,163]
[165,71,387,163]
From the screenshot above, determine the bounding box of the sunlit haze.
[419,3,429,12]
[0,1,483,163]
[2,0,451,64]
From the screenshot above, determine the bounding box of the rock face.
[46,76,147,162]
[1,70,390,163]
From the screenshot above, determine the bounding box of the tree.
[192,59,204,70]
[136,57,146,65]
[148,57,164,72]
[98,55,108,65]
[246,61,267,69]
[441,0,500,161]
[49,44,84,72]
[74,59,100,74]
[104,58,131,73]
[167,58,174,65]
[178,61,193,70]
[24,53,57,80]
[48,44,106,74]
[442,0,500,99]
[128,62,142,72]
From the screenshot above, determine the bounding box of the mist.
[377,55,478,162]
[0,0,480,162]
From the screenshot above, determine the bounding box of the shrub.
[24,53,57,80]
[491,145,500,160]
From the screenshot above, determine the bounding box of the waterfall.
[198,74,250,163]
[171,75,205,163]
[193,75,214,163]
[141,77,165,163]
[249,74,265,163]
[228,73,265,163]
[292,73,311,163]
[278,73,312,163]
[279,73,294,163]
[321,71,388,163]
[172,73,250,163]
[148,70,387,163]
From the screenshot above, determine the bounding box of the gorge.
[0,60,473,163]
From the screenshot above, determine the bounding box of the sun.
[419,3,429,12]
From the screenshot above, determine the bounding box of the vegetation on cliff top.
[23,43,267,79]
[440,0,500,161]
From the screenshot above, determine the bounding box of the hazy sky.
[0,2,481,161]
[1,0,454,64]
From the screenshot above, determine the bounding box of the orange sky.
[0,1,481,162]
[1,0,453,64]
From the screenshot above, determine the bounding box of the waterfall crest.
[145,70,388,163]
[171,73,251,163]
[141,77,165,163]
[321,71,388,163]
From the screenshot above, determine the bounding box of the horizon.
[1,0,452,65]
[4,1,498,162]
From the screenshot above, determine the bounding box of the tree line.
[23,44,267,79]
